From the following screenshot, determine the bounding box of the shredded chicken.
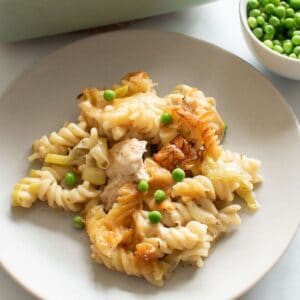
[102,139,149,210]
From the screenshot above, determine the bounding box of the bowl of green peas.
[240,0,300,80]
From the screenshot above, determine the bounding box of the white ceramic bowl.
[239,0,300,80]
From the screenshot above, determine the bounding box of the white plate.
[0,30,299,300]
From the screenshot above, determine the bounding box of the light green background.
[0,0,215,42]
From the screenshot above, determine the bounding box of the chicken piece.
[154,136,202,171]
[102,139,149,210]
[107,138,148,179]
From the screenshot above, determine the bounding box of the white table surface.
[0,0,299,299]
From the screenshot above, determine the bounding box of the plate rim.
[0,29,299,300]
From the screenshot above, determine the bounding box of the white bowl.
[239,0,300,80]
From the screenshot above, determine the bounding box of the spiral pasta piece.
[167,84,225,138]
[91,245,170,287]
[162,200,241,239]
[86,185,141,256]
[134,237,172,259]
[173,241,211,268]
[41,165,71,181]
[12,170,100,211]
[172,106,222,160]
[29,118,88,161]
[98,183,142,228]
[81,92,167,143]
[80,73,167,144]
[171,175,216,202]
[135,211,208,251]
[120,71,156,95]
[12,176,41,208]
[202,156,259,209]
[221,150,263,184]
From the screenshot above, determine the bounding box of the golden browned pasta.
[91,245,170,287]
[172,106,222,160]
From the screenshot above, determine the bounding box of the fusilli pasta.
[202,155,260,209]
[29,117,88,161]
[91,245,170,287]
[12,71,263,287]
[171,175,216,202]
[12,170,100,211]
[135,211,209,251]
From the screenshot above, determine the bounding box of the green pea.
[138,180,149,192]
[65,171,76,188]
[270,0,280,5]
[269,16,280,27]
[250,9,261,17]
[257,15,265,25]
[290,0,300,10]
[265,3,276,14]
[172,168,186,182]
[264,39,274,48]
[283,40,294,53]
[148,211,162,224]
[103,89,116,102]
[275,6,286,18]
[248,0,259,9]
[273,45,284,53]
[293,30,300,36]
[286,8,295,18]
[253,27,264,39]
[295,12,300,27]
[273,39,281,46]
[154,189,167,203]
[292,35,300,45]
[289,53,298,58]
[72,215,85,229]
[280,1,289,7]
[261,12,268,20]
[248,16,258,28]
[264,24,275,35]
[260,0,269,6]
[284,18,296,29]
[293,45,300,55]
[263,32,275,40]
[160,112,173,125]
